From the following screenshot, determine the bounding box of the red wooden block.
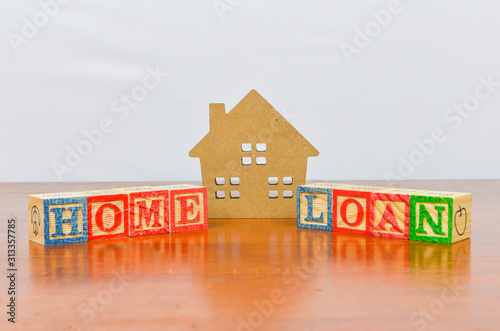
[169,187,208,232]
[87,192,130,241]
[169,187,208,233]
[333,189,371,235]
[370,190,410,240]
[129,190,169,237]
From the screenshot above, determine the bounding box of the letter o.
[463,96,479,112]
[131,86,147,102]
[340,198,364,226]
[95,203,122,232]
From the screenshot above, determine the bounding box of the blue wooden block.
[29,193,88,245]
[297,186,332,231]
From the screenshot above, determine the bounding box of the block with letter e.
[369,188,425,240]
[28,192,88,246]
[297,185,333,231]
[164,185,208,233]
[332,184,387,235]
[410,191,472,244]
[83,190,130,241]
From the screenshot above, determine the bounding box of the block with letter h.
[297,183,471,244]
[28,192,88,246]
[28,184,208,245]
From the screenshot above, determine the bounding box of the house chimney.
[209,103,226,131]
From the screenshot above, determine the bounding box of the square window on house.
[216,191,225,199]
[269,190,279,199]
[215,177,226,185]
[242,143,252,152]
[230,191,240,199]
[256,157,266,165]
[283,177,293,185]
[242,157,252,166]
[283,190,294,199]
[230,177,240,185]
[268,177,279,185]
[256,143,267,152]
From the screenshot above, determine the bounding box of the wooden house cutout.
[190,90,319,218]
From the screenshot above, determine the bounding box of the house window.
[268,177,279,185]
[256,143,267,152]
[283,190,294,198]
[283,177,293,185]
[215,177,226,185]
[242,143,252,152]
[256,157,266,165]
[216,191,225,199]
[242,157,252,166]
[230,177,240,185]
[269,190,279,199]
[230,191,240,199]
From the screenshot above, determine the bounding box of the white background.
[1,0,499,182]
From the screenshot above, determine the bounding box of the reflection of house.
[190,90,319,218]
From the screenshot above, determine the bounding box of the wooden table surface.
[0,180,499,331]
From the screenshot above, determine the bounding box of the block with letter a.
[369,188,423,240]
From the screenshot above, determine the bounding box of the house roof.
[189,90,319,158]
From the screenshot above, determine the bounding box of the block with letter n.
[168,186,208,233]
[28,192,88,246]
[410,191,472,244]
[297,185,332,231]
[84,190,130,241]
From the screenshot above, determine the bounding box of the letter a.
[375,203,403,233]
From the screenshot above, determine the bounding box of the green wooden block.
[410,191,471,244]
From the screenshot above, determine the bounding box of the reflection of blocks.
[28,193,88,246]
[369,188,418,240]
[297,186,332,231]
[86,190,129,241]
[169,187,208,233]
[410,191,472,244]
[333,189,373,235]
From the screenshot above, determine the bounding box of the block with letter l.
[297,185,333,231]
[28,192,87,246]
[410,191,472,244]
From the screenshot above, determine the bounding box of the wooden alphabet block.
[369,188,423,240]
[297,186,332,231]
[28,192,88,246]
[113,187,169,237]
[410,191,472,244]
[83,190,130,241]
[168,186,208,233]
[332,185,386,235]
[297,183,471,245]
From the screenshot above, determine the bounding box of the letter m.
[136,199,162,228]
